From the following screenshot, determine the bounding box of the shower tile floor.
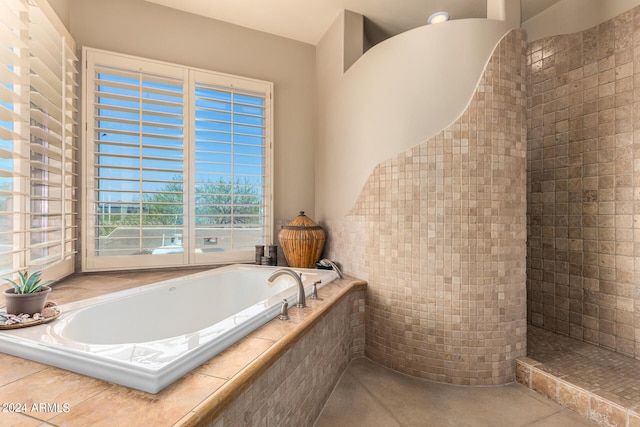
[316,357,595,426]
[526,325,640,408]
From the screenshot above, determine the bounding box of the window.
[83,49,273,271]
[0,0,78,281]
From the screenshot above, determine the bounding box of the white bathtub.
[0,265,338,393]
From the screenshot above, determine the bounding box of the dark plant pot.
[3,286,51,315]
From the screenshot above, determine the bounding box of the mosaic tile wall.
[526,7,640,358]
[208,291,365,427]
[323,29,528,385]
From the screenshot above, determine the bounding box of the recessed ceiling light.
[428,11,450,25]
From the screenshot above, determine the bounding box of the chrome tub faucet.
[268,268,306,308]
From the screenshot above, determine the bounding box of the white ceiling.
[145,0,562,45]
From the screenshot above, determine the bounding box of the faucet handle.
[309,280,321,299]
[279,299,290,320]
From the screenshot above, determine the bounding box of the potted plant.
[3,271,53,316]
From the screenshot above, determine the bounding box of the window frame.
[81,48,274,272]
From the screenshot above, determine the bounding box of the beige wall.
[68,0,317,223]
[315,15,513,220]
[46,0,69,29]
[343,10,364,72]
[522,0,640,42]
[487,0,521,27]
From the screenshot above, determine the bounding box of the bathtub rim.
[0,264,339,393]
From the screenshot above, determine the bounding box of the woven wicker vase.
[278,211,326,268]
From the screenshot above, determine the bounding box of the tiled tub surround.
[518,326,640,427]
[526,6,640,358]
[324,29,528,385]
[0,270,366,426]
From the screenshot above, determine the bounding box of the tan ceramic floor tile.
[0,354,47,387]
[48,372,225,427]
[0,411,44,426]
[527,410,600,427]
[317,358,597,427]
[315,367,400,427]
[0,367,109,421]
[198,336,273,380]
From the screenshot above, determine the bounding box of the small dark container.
[268,244,278,266]
[255,245,265,265]
[261,256,272,265]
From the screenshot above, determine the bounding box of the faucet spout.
[268,268,306,308]
[320,258,343,279]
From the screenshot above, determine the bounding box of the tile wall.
[324,29,528,385]
[526,6,640,358]
[207,291,365,427]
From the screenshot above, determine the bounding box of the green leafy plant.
[5,271,53,294]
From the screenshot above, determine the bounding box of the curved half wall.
[322,28,528,385]
[316,17,514,220]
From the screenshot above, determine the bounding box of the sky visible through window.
[93,68,267,255]
[0,87,15,259]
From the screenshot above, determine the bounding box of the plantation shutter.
[0,0,29,277]
[83,49,273,271]
[84,50,187,270]
[28,2,78,272]
[193,76,269,256]
[0,0,77,280]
